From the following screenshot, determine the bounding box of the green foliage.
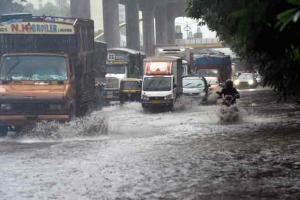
[277,0,300,31]
[187,0,300,97]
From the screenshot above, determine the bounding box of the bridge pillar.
[155,4,168,45]
[103,0,120,48]
[166,5,177,45]
[141,3,155,56]
[125,0,140,50]
[70,0,91,19]
[166,15,176,44]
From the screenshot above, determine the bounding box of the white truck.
[141,56,183,110]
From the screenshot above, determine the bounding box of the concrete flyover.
[70,0,186,56]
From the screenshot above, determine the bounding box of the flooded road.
[0,89,299,200]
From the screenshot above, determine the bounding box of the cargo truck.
[155,46,192,76]
[141,56,183,110]
[105,48,145,103]
[0,14,98,136]
[192,54,232,83]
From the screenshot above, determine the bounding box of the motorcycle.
[219,95,240,123]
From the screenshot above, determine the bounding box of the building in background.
[193,26,203,39]
[175,25,183,39]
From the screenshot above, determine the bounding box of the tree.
[0,0,25,15]
[187,0,300,98]
[24,1,70,17]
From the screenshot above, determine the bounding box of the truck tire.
[0,125,8,137]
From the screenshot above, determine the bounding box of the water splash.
[19,111,108,140]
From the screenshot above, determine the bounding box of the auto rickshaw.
[119,78,142,103]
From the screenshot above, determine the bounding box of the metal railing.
[175,38,223,47]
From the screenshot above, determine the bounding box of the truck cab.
[0,53,75,135]
[141,57,183,110]
[105,62,128,79]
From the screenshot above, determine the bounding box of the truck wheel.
[0,125,8,137]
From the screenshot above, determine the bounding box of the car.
[234,73,258,89]
[183,76,208,102]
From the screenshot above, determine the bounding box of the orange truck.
[0,14,98,136]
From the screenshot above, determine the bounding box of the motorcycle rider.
[217,79,240,103]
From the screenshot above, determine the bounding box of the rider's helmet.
[225,79,234,89]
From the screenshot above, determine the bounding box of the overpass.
[69,0,188,55]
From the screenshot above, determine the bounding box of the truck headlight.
[165,94,173,100]
[234,80,240,86]
[0,104,12,111]
[141,95,149,100]
[248,80,254,85]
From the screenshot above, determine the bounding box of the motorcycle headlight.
[248,80,254,85]
[142,95,149,100]
[0,104,11,111]
[165,94,173,100]
[234,80,240,86]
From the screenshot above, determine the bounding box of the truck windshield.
[0,55,68,81]
[106,65,126,74]
[143,77,172,91]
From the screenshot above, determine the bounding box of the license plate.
[152,100,161,104]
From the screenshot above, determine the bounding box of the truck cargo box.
[145,62,172,75]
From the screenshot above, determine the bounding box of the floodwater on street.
[0,89,299,200]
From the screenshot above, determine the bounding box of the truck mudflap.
[0,115,70,126]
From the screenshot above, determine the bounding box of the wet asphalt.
[0,88,299,200]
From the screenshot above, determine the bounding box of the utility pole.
[184,23,191,39]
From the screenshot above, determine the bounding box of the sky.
[175,17,217,39]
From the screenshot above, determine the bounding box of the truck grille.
[149,97,165,101]
[0,102,65,115]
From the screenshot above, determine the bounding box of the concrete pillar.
[155,4,168,45]
[166,4,177,45]
[166,15,176,44]
[143,10,155,56]
[103,0,120,48]
[70,0,91,19]
[140,0,155,56]
[125,0,140,50]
